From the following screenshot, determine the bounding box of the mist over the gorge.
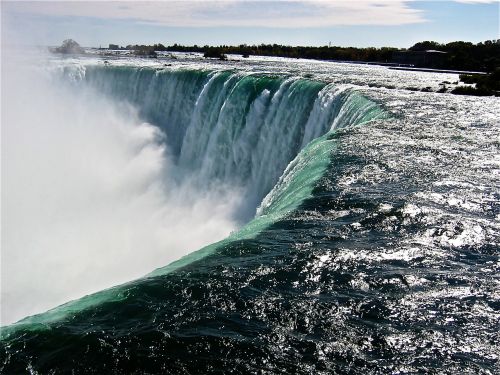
[1,51,242,325]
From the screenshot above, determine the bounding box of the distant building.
[109,44,120,50]
[392,50,447,68]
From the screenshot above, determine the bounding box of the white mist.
[1,54,241,325]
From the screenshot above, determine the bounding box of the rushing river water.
[1,52,499,374]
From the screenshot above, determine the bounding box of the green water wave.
[1,70,388,337]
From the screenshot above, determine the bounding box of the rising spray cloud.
[1,51,242,325]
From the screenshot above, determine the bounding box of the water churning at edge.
[83,66,386,219]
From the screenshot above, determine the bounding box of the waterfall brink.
[83,66,386,219]
[2,64,387,331]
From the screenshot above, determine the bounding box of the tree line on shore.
[120,40,499,72]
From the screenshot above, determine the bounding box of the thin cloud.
[6,1,428,28]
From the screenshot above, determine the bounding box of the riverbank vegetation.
[117,40,499,73]
[453,68,500,96]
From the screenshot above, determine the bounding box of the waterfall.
[82,66,386,218]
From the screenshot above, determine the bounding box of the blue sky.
[2,1,499,48]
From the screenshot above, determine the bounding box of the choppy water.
[1,53,499,374]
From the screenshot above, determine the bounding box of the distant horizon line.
[54,38,500,50]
